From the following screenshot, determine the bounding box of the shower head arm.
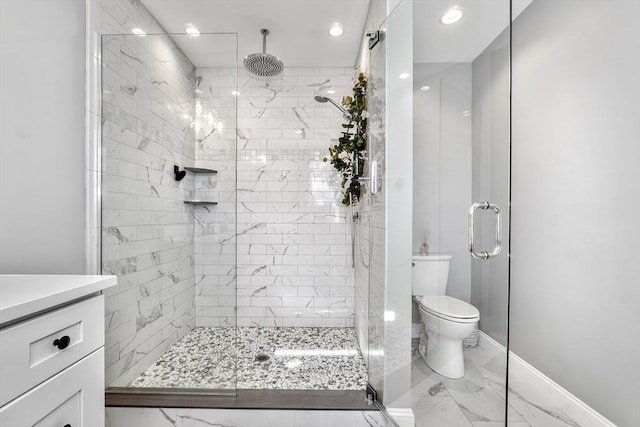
[314,95,351,119]
[326,98,351,119]
[261,28,269,54]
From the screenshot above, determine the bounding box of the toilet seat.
[416,295,479,323]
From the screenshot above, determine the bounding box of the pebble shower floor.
[129,327,369,390]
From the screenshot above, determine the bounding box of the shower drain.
[255,354,270,362]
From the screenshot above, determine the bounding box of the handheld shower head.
[313,95,351,120]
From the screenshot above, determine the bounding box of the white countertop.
[0,275,117,326]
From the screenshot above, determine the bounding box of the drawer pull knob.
[53,335,71,350]
[64,425,71,427]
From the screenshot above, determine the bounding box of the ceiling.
[139,0,533,68]
[413,0,533,63]
[140,0,371,68]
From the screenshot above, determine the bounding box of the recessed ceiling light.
[231,91,240,96]
[420,85,431,91]
[131,28,146,37]
[329,23,344,37]
[326,89,336,94]
[185,25,201,37]
[440,6,464,25]
[399,72,411,79]
[295,129,304,134]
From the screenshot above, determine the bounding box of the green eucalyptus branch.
[323,71,368,207]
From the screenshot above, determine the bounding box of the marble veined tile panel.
[105,408,391,427]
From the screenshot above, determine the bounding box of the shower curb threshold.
[105,388,377,411]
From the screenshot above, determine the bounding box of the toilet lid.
[417,296,479,320]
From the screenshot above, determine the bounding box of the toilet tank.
[412,254,452,296]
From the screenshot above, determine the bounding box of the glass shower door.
[101,32,238,395]
[411,0,514,425]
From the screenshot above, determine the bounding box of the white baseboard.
[386,407,415,427]
[478,332,616,427]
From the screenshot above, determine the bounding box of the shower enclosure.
[100,26,374,401]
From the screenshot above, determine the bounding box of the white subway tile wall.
[194,67,358,328]
[99,0,198,386]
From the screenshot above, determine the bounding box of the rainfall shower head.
[314,95,351,119]
[244,29,284,77]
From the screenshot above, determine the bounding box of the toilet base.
[425,336,465,379]
[419,327,465,379]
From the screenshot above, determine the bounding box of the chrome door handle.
[468,201,502,260]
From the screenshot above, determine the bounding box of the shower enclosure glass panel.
[364,16,387,403]
[100,33,238,394]
[362,0,415,408]
[411,0,512,424]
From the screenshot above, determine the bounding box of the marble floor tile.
[411,344,525,427]
[106,408,179,427]
[472,423,531,427]
[410,354,451,398]
[106,408,389,427]
[293,410,393,427]
[506,374,588,427]
[435,359,522,422]
[411,340,588,427]
[129,326,368,390]
[412,396,474,427]
[505,388,581,427]
[464,347,508,395]
[176,409,296,427]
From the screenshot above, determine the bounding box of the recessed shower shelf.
[184,167,218,174]
[184,201,218,205]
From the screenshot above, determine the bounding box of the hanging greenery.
[323,71,368,207]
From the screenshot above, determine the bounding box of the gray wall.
[0,0,87,274]
[471,29,511,345]
[413,62,472,303]
[511,1,640,425]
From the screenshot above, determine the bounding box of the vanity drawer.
[0,295,104,406]
[0,348,104,427]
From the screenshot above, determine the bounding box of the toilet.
[413,254,479,379]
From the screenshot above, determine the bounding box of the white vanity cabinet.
[0,275,116,427]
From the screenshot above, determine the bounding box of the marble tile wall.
[98,0,197,386]
[194,67,356,327]
[190,66,238,328]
